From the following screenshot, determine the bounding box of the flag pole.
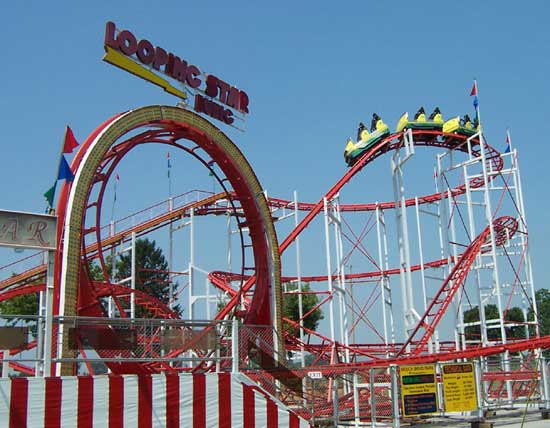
[473,79,482,133]
[167,151,172,198]
[111,174,118,222]
[45,126,71,212]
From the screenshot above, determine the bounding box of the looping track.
[0,115,547,379]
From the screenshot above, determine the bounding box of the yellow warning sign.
[400,364,438,416]
[441,363,478,412]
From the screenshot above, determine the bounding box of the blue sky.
[1,0,549,322]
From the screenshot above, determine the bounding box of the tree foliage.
[114,238,181,317]
[528,288,550,337]
[463,304,526,341]
[282,283,323,335]
[0,292,39,322]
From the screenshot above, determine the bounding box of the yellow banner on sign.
[103,47,187,101]
[400,364,438,416]
[441,363,478,412]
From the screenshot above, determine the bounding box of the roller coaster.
[0,104,547,423]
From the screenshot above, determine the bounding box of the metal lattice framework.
[0,108,548,422]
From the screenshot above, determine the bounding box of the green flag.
[44,182,57,208]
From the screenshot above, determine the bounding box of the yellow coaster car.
[344,119,390,166]
[395,107,444,133]
[442,115,479,137]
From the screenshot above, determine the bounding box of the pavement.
[404,409,550,427]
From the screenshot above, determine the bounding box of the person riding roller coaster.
[442,113,480,136]
[357,122,367,141]
[396,106,444,132]
[344,113,390,167]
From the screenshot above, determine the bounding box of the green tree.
[463,304,525,341]
[0,292,39,322]
[282,283,324,335]
[0,271,40,325]
[528,288,550,337]
[115,238,181,317]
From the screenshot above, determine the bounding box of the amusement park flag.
[469,81,478,96]
[43,127,79,209]
[63,126,79,153]
[114,173,120,202]
[470,80,479,109]
[43,156,74,208]
[207,159,215,176]
[43,184,56,208]
[58,156,74,182]
[504,131,511,154]
[167,151,172,178]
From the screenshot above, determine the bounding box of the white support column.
[226,202,232,273]
[391,365,401,428]
[232,318,239,373]
[323,198,337,364]
[168,197,174,310]
[130,232,136,319]
[392,144,416,339]
[478,132,512,403]
[293,191,306,368]
[188,208,195,320]
[512,152,538,337]
[43,250,55,377]
[445,186,464,351]
[376,205,394,347]
[109,220,116,317]
[332,196,350,364]
[463,164,489,347]
[414,197,435,354]
[35,288,45,376]
[1,351,8,378]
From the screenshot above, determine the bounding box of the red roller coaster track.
[0,116,547,380]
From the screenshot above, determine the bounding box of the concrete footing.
[470,421,494,428]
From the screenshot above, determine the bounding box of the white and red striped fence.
[0,372,310,428]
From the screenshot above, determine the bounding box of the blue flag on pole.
[58,155,74,181]
[504,132,511,154]
[470,80,479,109]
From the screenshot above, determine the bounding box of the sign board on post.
[400,364,438,417]
[441,362,478,412]
[0,209,57,377]
[308,371,323,379]
[0,210,57,250]
[102,21,250,127]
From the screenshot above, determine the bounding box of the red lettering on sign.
[205,75,218,98]
[167,54,187,83]
[152,47,168,71]
[118,30,138,56]
[136,39,154,65]
[226,87,240,110]
[0,219,18,242]
[104,21,118,49]
[27,221,50,247]
[186,65,201,88]
[239,91,249,114]
[194,95,234,125]
[103,21,250,123]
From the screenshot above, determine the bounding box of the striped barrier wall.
[0,372,310,428]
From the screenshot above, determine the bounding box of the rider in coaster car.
[370,113,388,133]
[357,122,367,142]
[460,114,473,130]
[370,113,381,132]
[414,107,426,122]
[429,107,444,123]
